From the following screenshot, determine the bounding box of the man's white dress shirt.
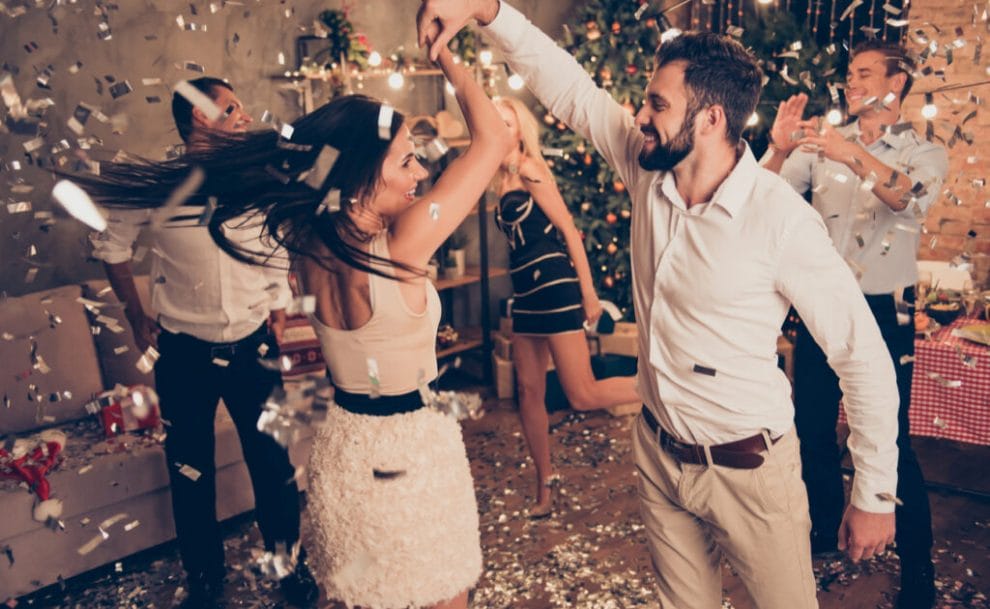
[92,207,291,344]
[483,2,899,512]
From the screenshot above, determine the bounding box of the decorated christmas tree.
[539,0,841,319]
[538,0,661,320]
[740,9,842,155]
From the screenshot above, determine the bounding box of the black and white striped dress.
[495,189,585,335]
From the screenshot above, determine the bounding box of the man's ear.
[890,72,908,98]
[699,104,726,137]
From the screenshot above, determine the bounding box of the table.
[910,316,990,445]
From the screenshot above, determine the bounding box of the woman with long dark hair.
[71,44,511,609]
[492,97,640,518]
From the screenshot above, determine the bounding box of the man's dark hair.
[654,32,763,143]
[171,76,234,142]
[850,39,916,101]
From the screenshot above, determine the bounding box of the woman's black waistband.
[333,387,426,416]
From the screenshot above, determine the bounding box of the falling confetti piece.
[108,81,132,99]
[177,463,201,481]
[52,180,108,231]
[135,346,159,374]
[927,371,961,388]
[378,104,394,140]
[303,145,340,190]
[875,492,904,506]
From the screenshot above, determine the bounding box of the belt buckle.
[210,344,236,361]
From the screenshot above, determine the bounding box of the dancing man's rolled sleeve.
[776,211,899,513]
[481,3,642,189]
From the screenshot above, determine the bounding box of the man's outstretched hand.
[417,0,501,61]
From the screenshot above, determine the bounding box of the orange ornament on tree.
[606,242,618,254]
[605,212,618,224]
[604,275,615,288]
[613,180,625,193]
[583,153,593,165]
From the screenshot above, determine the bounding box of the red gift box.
[87,385,161,438]
[280,314,325,377]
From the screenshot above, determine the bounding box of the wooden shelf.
[433,266,507,291]
[437,325,485,359]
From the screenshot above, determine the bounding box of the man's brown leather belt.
[640,406,780,470]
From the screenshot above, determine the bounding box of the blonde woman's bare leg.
[547,331,639,411]
[511,334,554,512]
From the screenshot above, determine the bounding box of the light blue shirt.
[775,122,948,295]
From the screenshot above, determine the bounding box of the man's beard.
[638,110,697,171]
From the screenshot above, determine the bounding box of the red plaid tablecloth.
[840,316,990,445]
[908,316,990,445]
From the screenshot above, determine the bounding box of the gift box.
[597,322,637,357]
[492,353,515,400]
[86,385,160,438]
[280,314,325,377]
[494,332,512,361]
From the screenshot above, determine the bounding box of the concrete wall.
[0,0,579,297]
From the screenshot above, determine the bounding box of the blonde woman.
[493,97,640,518]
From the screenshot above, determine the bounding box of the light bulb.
[826,108,843,125]
[368,51,382,67]
[387,71,404,90]
[746,112,759,127]
[507,74,524,90]
[479,49,493,67]
[758,0,773,4]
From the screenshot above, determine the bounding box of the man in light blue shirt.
[764,40,949,609]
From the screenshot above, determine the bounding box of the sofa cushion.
[80,277,155,390]
[0,285,105,434]
[0,403,316,597]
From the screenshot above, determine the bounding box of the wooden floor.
[18,399,990,609]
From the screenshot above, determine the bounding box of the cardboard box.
[492,353,515,400]
[494,331,512,361]
[597,322,637,357]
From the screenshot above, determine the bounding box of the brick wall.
[903,0,990,286]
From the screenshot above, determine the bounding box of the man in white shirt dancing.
[91,77,317,608]
[418,3,900,607]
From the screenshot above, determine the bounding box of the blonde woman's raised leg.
[547,331,639,411]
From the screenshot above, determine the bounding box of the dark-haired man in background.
[764,41,948,609]
[417,2,900,607]
[91,77,317,608]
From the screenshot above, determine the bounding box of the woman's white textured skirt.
[303,405,482,608]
